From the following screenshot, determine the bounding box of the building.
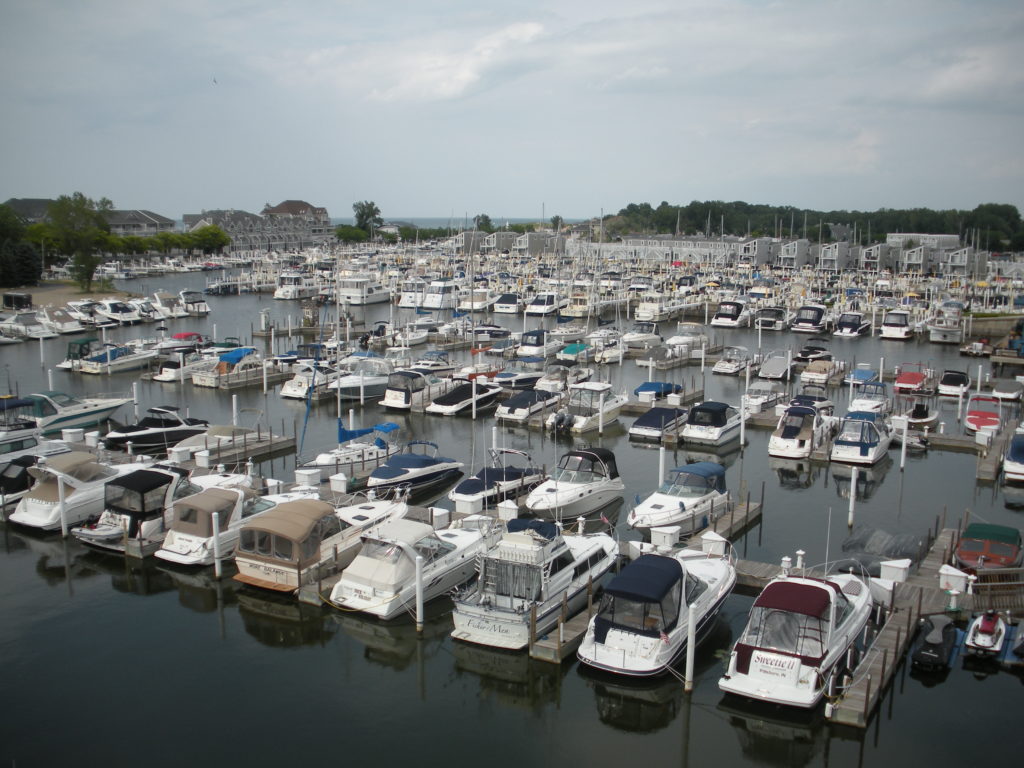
[183,199,332,252]
[106,209,176,238]
[2,198,54,223]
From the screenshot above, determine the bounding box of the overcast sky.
[2,0,1022,222]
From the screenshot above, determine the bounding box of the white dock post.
[232,394,239,426]
[262,358,268,394]
[212,323,217,342]
[349,409,356,431]
[739,397,746,447]
[492,426,499,451]
[359,372,365,405]
[700,345,706,373]
[132,382,140,421]
[848,466,858,527]
[58,475,68,538]
[212,511,223,579]
[879,356,885,384]
[684,603,697,692]
[900,424,908,470]
[39,336,44,367]
[977,364,982,395]
[598,393,605,435]
[415,555,425,633]
[658,445,666,488]
[47,368,54,391]
[471,376,478,420]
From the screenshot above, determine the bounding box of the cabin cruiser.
[37,306,86,335]
[8,451,148,531]
[179,290,211,316]
[879,309,914,340]
[448,449,545,512]
[1003,434,1024,482]
[627,462,729,533]
[516,328,561,358]
[535,361,593,394]
[991,379,1023,402]
[150,291,189,319]
[327,516,502,620]
[843,362,879,387]
[92,298,142,326]
[190,347,261,388]
[546,381,628,434]
[450,519,617,650]
[681,402,743,446]
[273,270,320,300]
[523,448,624,521]
[233,494,410,593]
[833,311,870,338]
[848,381,890,414]
[366,440,464,496]
[279,361,344,400]
[793,339,831,365]
[492,360,545,390]
[425,380,503,416]
[422,279,460,310]
[791,304,829,334]
[492,293,523,314]
[409,350,457,376]
[830,411,891,465]
[743,381,786,414]
[155,486,322,567]
[719,572,873,708]
[171,424,268,460]
[23,390,132,435]
[927,300,965,344]
[151,350,219,383]
[524,291,568,316]
[710,299,752,328]
[299,419,401,483]
[936,369,971,397]
[397,278,427,308]
[77,341,158,374]
[713,346,755,376]
[768,406,834,460]
[628,407,688,442]
[380,370,456,410]
[788,384,835,416]
[328,355,395,401]
[0,311,57,339]
[577,549,737,677]
[621,322,662,349]
[333,276,391,305]
[755,306,793,331]
[494,388,564,424]
[103,406,209,451]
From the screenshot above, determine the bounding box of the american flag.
[660,631,669,644]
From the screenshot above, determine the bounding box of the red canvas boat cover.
[753,581,831,618]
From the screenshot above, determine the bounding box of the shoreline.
[6,280,139,310]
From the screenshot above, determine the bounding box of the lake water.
[1,271,1020,767]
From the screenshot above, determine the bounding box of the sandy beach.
[7,280,140,310]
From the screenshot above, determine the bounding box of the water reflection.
[333,607,451,671]
[718,696,827,768]
[157,563,239,614]
[682,441,742,469]
[79,550,177,596]
[831,453,894,501]
[768,457,820,490]
[1,525,102,587]
[453,641,565,710]
[237,589,337,647]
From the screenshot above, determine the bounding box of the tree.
[550,215,563,232]
[353,201,382,235]
[335,225,368,243]
[473,213,494,232]
[188,225,231,254]
[47,192,113,291]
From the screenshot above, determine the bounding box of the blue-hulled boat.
[366,440,464,496]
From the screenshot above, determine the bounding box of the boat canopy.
[558,448,619,480]
[605,554,682,603]
[688,401,731,427]
[218,347,256,364]
[507,518,558,540]
[632,407,687,430]
[962,523,1022,548]
[171,488,240,537]
[0,397,35,412]
[104,469,174,516]
[754,580,832,618]
[1008,435,1024,464]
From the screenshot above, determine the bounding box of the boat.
[793,339,832,365]
[127,297,165,321]
[953,523,1023,572]
[927,300,965,344]
[37,306,86,335]
[893,362,936,395]
[23,390,132,435]
[425,380,503,416]
[964,610,1008,656]
[799,359,841,386]
[830,411,891,465]
[396,278,427,308]
[713,346,755,376]
[327,515,503,620]
[150,291,189,319]
[743,380,786,414]
[492,293,523,314]
[77,342,159,374]
[328,355,395,401]
[626,462,729,533]
[450,519,617,650]
[628,406,687,442]
[102,406,209,451]
[833,311,870,338]
[577,549,737,677]
[333,276,391,305]
[280,361,345,400]
[621,321,662,348]
[879,308,914,340]
[535,361,593,393]
[92,298,142,326]
[179,290,211,316]
[380,370,456,411]
[453,358,506,382]
[710,299,753,328]
[754,306,793,331]
[791,304,829,334]
[546,381,628,434]
[1003,434,1024,482]
[7,451,148,530]
[233,495,410,593]
[366,440,464,496]
[524,291,568,316]
[492,359,545,390]
[681,401,743,446]
[516,328,561,358]
[788,384,835,416]
[963,394,1003,435]
[633,382,683,401]
[768,406,835,460]
[299,420,402,482]
[843,362,878,387]
[991,379,1023,402]
[494,388,563,424]
[523,447,624,520]
[936,369,971,397]
[151,350,219,383]
[448,449,546,512]
[421,279,459,311]
[910,614,958,672]
[848,381,890,414]
[171,424,266,458]
[190,347,261,388]
[901,398,938,430]
[409,350,456,376]
[718,572,873,709]
[757,349,792,381]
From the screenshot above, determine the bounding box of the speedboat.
[1003,434,1024,482]
[713,346,755,376]
[524,447,624,521]
[327,516,502,620]
[546,381,628,434]
[492,359,545,390]
[621,321,662,348]
[830,412,891,465]
[910,614,958,672]
[8,452,148,530]
[893,362,936,395]
[328,355,394,401]
[964,394,1002,435]
[37,306,86,335]
[77,342,158,374]
[279,361,345,400]
[954,523,1023,573]
[426,380,503,415]
[524,292,568,316]
[964,610,1008,656]
[190,347,262,388]
[150,291,189,319]
[380,370,456,411]
[535,361,593,393]
[681,402,742,447]
[927,300,965,344]
[151,350,219,383]
[799,359,841,386]
[754,306,793,331]
[710,299,752,328]
[843,362,878,387]
[179,290,211,316]
[448,449,546,512]
[879,308,914,340]
[628,407,688,442]
[23,390,132,435]
[409,350,457,376]
[450,519,617,650]
[833,311,870,338]
[233,494,410,593]
[793,339,831,364]
[768,406,834,460]
[902,398,938,430]
[299,420,402,483]
[719,572,873,709]
[495,389,563,424]
[516,329,561,358]
[92,298,142,326]
[991,379,1023,402]
[757,350,792,380]
[626,462,729,533]
[492,293,522,314]
[743,381,786,414]
[791,304,829,334]
[366,440,464,496]
[788,384,835,416]
[849,381,890,415]
[577,549,737,677]
[936,369,971,397]
[102,406,209,452]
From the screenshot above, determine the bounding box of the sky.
[2,0,1022,223]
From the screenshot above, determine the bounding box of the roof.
[754,579,832,618]
[106,209,175,227]
[566,447,616,464]
[672,461,725,478]
[106,468,174,494]
[374,518,435,544]
[692,401,729,414]
[39,451,98,473]
[240,499,336,541]
[174,487,240,515]
[606,554,683,602]
[261,200,327,216]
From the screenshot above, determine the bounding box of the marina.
[2,265,1024,768]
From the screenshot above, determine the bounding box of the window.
[239,529,256,553]
[273,536,294,560]
[550,551,574,575]
[256,531,272,556]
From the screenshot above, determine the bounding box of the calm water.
[1,273,1021,767]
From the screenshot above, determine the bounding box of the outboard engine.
[553,409,573,433]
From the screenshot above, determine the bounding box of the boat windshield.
[48,393,82,407]
[837,420,877,443]
[361,539,404,565]
[883,312,908,326]
[740,606,829,660]
[660,472,714,498]
[597,587,681,634]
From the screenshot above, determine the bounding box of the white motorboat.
[879,309,914,340]
[425,380,503,416]
[492,293,523,314]
[448,448,546,512]
[833,311,870,338]
[366,440,464,496]
[964,394,1003,435]
[710,299,753,328]
[755,306,793,331]
[280,361,344,400]
[171,424,265,457]
[233,494,410,593]
[421,279,460,311]
[151,291,189,319]
[328,516,502,620]
[577,549,737,677]
[409,350,457,376]
[743,381,786,415]
[799,359,842,386]
[1003,434,1024,482]
[848,381,890,415]
[381,370,456,411]
[936,369,971,397]
[151,350,219,383]
[757,350,792,381]
[92,298,142,326]
[628,406,687,442]
[535,361,593,394]
[546,381,628,434]
[626,462,729,533]
[713,346,755,376]
[927,300,965,344]
[767,406,834,460]
[179,290,211,316]
[23,390,132,435]
[494,388,564,424]
[103,406,209,451]
[791,304,829,334]
[719,572,873,709]
[830,412,891,465]
[328,355,395,401]
[681,401,743,446]
[621,321,663,348]
[299,420,402,483]
[524,291,568,316]
[77,342,158,374]
[0,311,58,339]
[37,306,86,335]
[964,610,1008,656]
[8,451,148,530]
[333,276,391,305]
[190,347,263,388]
[492,360,545,390]
[273,270,320,300]
[450,519,617,650]
[893,362,936,396]
[788,384,835,417]
[523,447,624,520]
[843,362,879,387]
[517,328,561,358]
